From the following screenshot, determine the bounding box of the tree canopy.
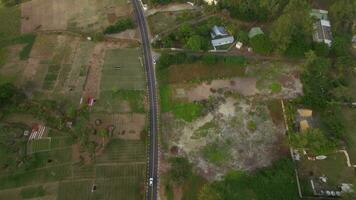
[270,0,312,56]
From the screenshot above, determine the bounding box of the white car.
[152,58,156,65]
[149,178,153,186]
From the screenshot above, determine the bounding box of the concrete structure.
[311,9,333,47]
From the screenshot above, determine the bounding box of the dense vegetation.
[198,158,299,200]
[104,17,135,34]
[218,0,289,22]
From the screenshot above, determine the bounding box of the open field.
[147,10,202,35]
[21,0,132,33]
[101,48,145,90]
[0,4,20,39]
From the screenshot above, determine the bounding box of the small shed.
[248,27,264,38]
[297,109,313,118]
[300,120,310,132]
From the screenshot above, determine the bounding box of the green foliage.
[1,0,22,6]
[250,34,273,54]
[329,0,356,37]
[168,157,193,183]
[0,124,27,171]
[219,0,289,22]
[300,52,331,109]
[289,128,335,155]
[247,120,257,131]
[0,83,16,108]
[199,158,299,200]
[320,106,345,140]
[156,17,224,50]
[182,174,207,200]
[236,30,249,44]
[331,36,351,57]
[270,0,312,56]
[104,17,135,34]
[202,141,230,165]
[186,35,208,51]
[269,82,282,93]
[20,186,45,199]
[312,42,329,57]
[171,102,203,122]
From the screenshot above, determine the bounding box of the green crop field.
[101,48,145,91]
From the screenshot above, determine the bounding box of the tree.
[168,157,192,183]
[301,51,332,109]
[329,0,356,36]
[186,35,206,51]
[312,42,329,57]
[219,0,289,22]
[270,0,312,56]
[289,128,335,155]
[249,34,273,54]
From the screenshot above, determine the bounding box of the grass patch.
[43,64,61,90]
[20,186,45,199]
[269,82,282,93]
[95,90,145,113]
[202,141,230,165]
[182,174,207,200]
[298,152,355,185]
[0,5,20,40]
[160,85,203,122]
[101,48,145,90]
[192,121,218,139]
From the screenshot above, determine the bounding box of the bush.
[250,34,273,54]
[199,158,300,200]
[312,42,329,57]
[168,157,192,183]
[104,18,135,34]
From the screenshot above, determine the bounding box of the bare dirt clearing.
[21,0,132,33]
[166,96,286,180]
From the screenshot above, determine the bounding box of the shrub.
[250,34,273,54]
[104,18,135,34]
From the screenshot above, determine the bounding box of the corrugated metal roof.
[211,36,234,47]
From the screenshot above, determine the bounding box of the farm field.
[0,135,146,199]
[21,0,132,33]
[95,47,146,113]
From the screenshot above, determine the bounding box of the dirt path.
[82,43,106,99]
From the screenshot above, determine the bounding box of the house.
[310,9,333,47]
[297,109,313,132]
[248,27,264,39]
[210,25,234,48]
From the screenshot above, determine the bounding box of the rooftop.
[248,27,264,38]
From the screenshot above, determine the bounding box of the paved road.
[132,0,159,200]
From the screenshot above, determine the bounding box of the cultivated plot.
[21,0,132,33]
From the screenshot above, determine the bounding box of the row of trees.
[104,17,135,34]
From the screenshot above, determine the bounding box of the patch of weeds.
[192,121,218,139]
[160,84,203,122]
[20,186,45,199]
[79,65,88,76]
[165,182,174,200]
[113,90,145,113]
[17,34,36,60]
[202,140,231,165]
[269,82,282,93]
[247,120,257,131]
[43,64,61,90]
